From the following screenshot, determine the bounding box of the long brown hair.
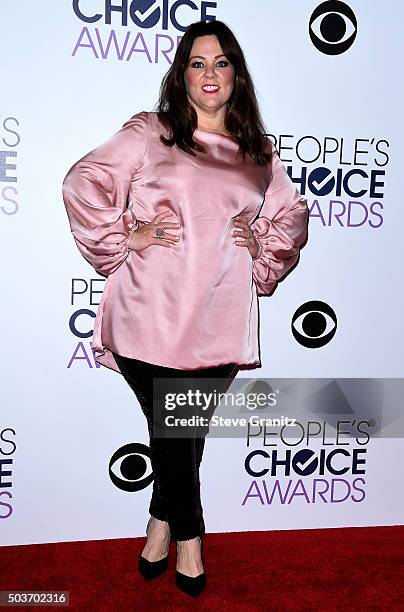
[154,20,274,168]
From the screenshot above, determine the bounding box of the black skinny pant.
[112,352,238,541]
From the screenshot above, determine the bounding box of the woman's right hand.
[129,210,181,251]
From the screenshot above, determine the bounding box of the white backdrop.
[1,1,403,546]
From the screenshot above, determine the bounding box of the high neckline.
[194,128,236,141]
[195,128,228,135]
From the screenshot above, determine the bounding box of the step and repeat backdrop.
[1,1,403,545]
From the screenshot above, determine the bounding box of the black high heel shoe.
[138,516,170,580]
[175,536,207,597]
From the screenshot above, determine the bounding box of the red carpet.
[1,525,403,610]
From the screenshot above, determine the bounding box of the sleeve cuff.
[127,219,139,252]
[251,229,263,260]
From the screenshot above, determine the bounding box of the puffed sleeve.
[62,110,149,277]
[250,141,309,296]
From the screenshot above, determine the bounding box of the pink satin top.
[62,111,309,373]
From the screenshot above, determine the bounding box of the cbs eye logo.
[109,443,153,492]
[292,300,337,348]
[309,1,357,55]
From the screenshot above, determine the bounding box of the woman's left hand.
[233,214,260,259]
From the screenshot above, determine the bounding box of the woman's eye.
[190,60,229,68]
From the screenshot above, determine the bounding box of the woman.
[62,20,309,598]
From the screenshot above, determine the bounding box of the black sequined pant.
[112,352,238,541]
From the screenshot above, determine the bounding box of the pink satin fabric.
[62,111,309,373]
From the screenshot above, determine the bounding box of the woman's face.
[184,34,235,119]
